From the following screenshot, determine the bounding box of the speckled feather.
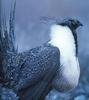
[16,44,60,91]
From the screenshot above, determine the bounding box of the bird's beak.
[79,22,83,26]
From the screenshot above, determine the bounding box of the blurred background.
[3,0,89,99]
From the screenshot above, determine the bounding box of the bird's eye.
[72,21,76,25]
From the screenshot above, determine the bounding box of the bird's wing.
[21,58,58,100]
[16,44,60,91]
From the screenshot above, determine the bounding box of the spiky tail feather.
[9,0,16,52]
[0,0,16,54]
[0,0,17,82]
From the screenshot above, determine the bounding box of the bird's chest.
[49,32,79,78]
[55,38,78,78]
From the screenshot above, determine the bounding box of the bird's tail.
[0,0,17,82]
[0,0,16,55]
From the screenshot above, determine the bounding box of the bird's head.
[59,18,83,31]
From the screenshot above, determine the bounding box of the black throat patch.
[71,30,78,56]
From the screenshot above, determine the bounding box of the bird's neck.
[49,24,77,58]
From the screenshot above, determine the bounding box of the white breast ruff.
[49,24,80,92]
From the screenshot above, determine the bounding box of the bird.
[50,19,82,92]
[0,0,83,99]
[13,18,82,100]
[0,2,82,98]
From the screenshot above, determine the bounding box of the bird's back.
[15,44,60,91]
